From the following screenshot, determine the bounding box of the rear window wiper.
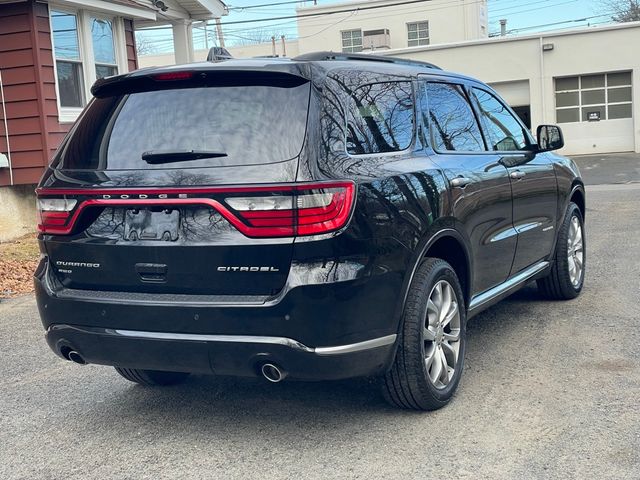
[141,149,228,164]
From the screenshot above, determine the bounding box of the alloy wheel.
[424,280,461,389]
[567,215,584,287]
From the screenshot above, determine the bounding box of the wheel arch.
[570,183,586,220]
[387,227,472,369]
[398,228,472,316]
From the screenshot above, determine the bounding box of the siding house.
[0,0,226,240]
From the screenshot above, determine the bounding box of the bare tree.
[135,34,159,55]
[603,0,640,22]
[225,28,286,47]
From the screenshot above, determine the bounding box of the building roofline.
[376,21,640,56]
[296,0,454,12]
[51,0,157,20]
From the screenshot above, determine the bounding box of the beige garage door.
[489,80,530,107]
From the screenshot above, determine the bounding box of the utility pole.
[215,17,225,48]
[281,35,287,57]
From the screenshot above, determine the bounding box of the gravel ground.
[0,184,638,480]
[0,234,39,298]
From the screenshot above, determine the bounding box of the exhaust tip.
[67,350,87,365]
[261,363,286,383]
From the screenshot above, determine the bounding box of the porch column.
[172,20,194,64]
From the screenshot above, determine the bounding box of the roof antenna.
[207,47,233,62]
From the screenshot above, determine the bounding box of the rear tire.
[114,367,190,386]
[382,257,466,411]
[537,202,585,300]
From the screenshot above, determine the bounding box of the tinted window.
[58,82,310,170]
[346,81,414,155]
[471,88,529,151]
[425,82,484,152]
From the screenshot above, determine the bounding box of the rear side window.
[471,88,530,151]
[424,82,484,152]
[346,81,414,155]
[58,82,310,170]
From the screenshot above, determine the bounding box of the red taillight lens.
[35,181,356,238]
[224,182,355,237]
[37,198,77,234]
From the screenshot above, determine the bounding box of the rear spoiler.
[91,69,309,98]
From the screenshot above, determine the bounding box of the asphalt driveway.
[0,183,639,479]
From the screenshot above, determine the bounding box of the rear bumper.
[35,240,408,380]
[45,324,396,380]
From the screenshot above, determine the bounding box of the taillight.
[224,182,355,237]
[37,198,77,233]
[35,181,356,238]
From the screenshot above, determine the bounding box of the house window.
[341,29,363,53]
[50,7,126,121]
[555,72,633,123]
[51,11,84,108]
[407,21,429,47]
[91,17,118,79]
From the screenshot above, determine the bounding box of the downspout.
[539,36,546,124]
[0,69,14,186]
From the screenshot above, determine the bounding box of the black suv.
[35,52,585,410]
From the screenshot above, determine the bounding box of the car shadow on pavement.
[76,283,548,438]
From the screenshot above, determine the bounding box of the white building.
[141,0,486,64]
[383,22,640,155]
[296,0,488,52]
[139,0,640,156]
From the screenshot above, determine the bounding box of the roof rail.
[293,51,442,70]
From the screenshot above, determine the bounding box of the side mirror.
[536,125,564,152]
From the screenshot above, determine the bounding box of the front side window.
[408,21,429,47]
[91,17,118,79]
[424,82,484,152]
[346,81,414,155]
[341,29,363,53]
[471,88,529,151]
[51,10,84,107]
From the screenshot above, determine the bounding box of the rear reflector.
[35,182,355,238]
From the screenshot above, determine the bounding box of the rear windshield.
[57,81,310,170]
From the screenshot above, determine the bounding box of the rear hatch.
[38,69,312,296]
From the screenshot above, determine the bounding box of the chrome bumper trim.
[104,328,397,356]
[314,335,397,355]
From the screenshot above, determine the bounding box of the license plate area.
[124,208,180,241]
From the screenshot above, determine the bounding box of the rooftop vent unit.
[363,29,391,50]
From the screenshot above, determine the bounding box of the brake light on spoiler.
[35,182,356,238]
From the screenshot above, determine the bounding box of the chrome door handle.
[510,170,526,180]
[450,177,472,188]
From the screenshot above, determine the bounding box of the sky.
[138,0,609,54]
